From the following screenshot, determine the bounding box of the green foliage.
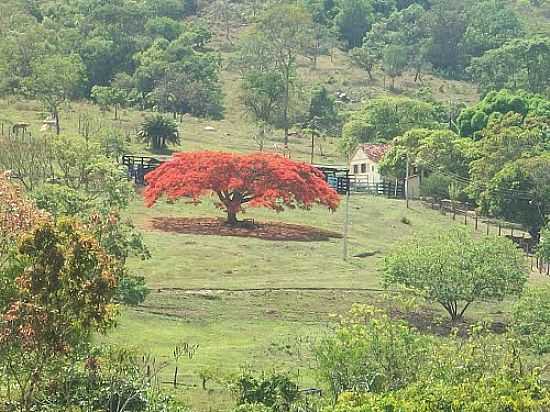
[316,305,431,399]
[318,307,550,411]
[383,228,528,320]
[357,0,523,78]
[456,90,544,137]
[0,218,118,409]
[238,4,315,142]
[513,285,550,355]
[116,275,150,306]
[41,346,188,412]
[99,128,130,159]
[419,172,452,200]
[467,112,550,238]
[145,16,183,41]
[29,135,151,306]
[138,114,180,151]
[462,0,524,59]
[24,54,87,133]
[334,0,375,48]
[308,86,340,136]
[91,85,127,120]
[350,47,376,80]
[232,371,299,412]
[340,97,443,158]
[538,224,550,261]
[382,45,408,88]
[485,153,550,240]
[241,70,286,126]
[470,35,550,96]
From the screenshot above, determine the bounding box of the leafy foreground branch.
[316,305,550,412]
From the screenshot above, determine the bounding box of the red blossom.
[144,151,340,222]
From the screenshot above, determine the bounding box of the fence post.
[439,203,444,215]
[511,227,514,237]
[464,213,467,225]
[475,215,478,231]
[486,223,490,235]
[498,224,502,236]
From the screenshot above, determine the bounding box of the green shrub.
[419,173,451,200]
[116,275,150,306]
[512,285,550,355]
[232,371,299,412]
[317,307,550,412]
[316,305,431,399]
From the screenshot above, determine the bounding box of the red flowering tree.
[144,151,340,225]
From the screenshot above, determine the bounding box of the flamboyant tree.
[144,151,340,225]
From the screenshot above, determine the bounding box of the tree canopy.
[144,151,340,225]
[383,229,528,321]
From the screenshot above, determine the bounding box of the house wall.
[349,149,384,184]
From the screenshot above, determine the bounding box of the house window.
[361,163,367,173]
[353,164,359,174]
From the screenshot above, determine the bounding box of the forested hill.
[1,0,548,111]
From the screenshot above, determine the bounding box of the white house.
[349,143,421,198]
[349,143,391,184]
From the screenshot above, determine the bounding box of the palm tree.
[138,115,180,151]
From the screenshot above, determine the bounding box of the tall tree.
[487,154,550,242]
[25,55,86,134]
[469,36,550,96]
[468,113,550,239]
[384,228,528,321]
[244,4,315,145]
[334,0,374,48]
[144,151,340,226]
[383,45,408,89]
[339,96,443,156]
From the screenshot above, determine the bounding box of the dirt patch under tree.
[146,217,343,242]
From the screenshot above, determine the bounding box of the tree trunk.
[226,210,239,226]
[114,104,119,120]
[310,132,315,164]
[529,226,541,244]
[283,63,290,146]
[54,109,60,135]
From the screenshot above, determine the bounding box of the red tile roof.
[359,143,391,162]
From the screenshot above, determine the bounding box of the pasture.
[103,195,546,411]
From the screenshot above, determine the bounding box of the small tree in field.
[144,151,340,226]
[138,114,179,151]
[383,229,528,321]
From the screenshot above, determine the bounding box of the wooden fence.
[423,198,549,276]
[122,155,163,185]
[351,181,405,198]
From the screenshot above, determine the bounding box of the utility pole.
[310,130,315,164]
[342,188,351,261]
[405,153,410,209]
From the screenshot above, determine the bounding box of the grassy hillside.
[98,194,548,411]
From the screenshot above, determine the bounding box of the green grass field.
[0,16,546,408]
[97,194,549,411]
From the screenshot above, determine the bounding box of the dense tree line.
[0,0,222,125]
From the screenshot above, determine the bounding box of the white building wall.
[349,148,384,184]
